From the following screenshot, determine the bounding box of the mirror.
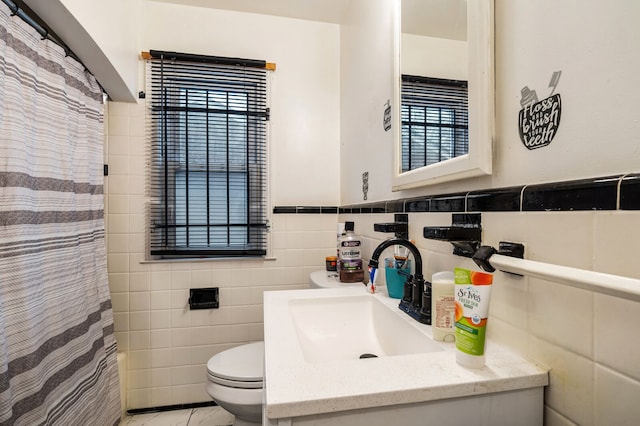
[392,0,494,191]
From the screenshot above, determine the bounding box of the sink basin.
[264,287,548,422]
[289,294,443,363]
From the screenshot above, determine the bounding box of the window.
[401,75,468,173]
[146,51,269,257]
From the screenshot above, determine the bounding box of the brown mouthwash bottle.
[338,221,364,283]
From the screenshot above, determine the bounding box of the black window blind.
[401,75,469,172]
[147,54,269,257]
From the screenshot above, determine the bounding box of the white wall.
[24,0,139,101]
[342,0,640,204]
[339,1,640,424]
[141,2,341,206]
[105,2,342,409]
[339,0,396,205]
[492,0,640,188]
[56,0,640,419]
[345,205,640,426]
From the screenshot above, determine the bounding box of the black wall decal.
[518,71,562,150]
[383,100,391,131]
[362,171,369,201]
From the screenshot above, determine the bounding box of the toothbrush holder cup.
[384,258,412,299]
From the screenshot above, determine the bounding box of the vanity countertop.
[263,286,548,420]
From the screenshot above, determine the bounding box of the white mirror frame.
[392,0,494,191]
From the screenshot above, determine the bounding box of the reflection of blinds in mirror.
[401,75,468,173]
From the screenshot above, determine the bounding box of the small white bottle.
[431,271,456,342]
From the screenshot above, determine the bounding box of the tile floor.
[119,406,234,426]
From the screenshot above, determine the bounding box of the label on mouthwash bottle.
[339,259,363,271]
[454,268,493,356]
[339,240,361,260]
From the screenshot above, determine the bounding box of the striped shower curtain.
[0,3,120,426]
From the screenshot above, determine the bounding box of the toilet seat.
[207,342,264,390]
[208,373,262,389]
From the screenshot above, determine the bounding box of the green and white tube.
[454,268,494,369]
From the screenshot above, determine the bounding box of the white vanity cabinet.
[263,288,547,426]
[265,388,543,426]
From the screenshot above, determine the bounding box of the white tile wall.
[527,278,594,357]
[107,101,640,424]
[593,212,640,279]
[594,294,640,381]
[352,210,640,426]
[544,407,576,426]
[594,365,640,426]
[107,99,333,409]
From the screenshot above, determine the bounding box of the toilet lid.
[207,342,264,383]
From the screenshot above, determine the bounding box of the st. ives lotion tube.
[454,268,494,369]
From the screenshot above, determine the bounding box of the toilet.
[206,341,264,426]
[206,271,354,425]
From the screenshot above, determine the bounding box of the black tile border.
[295,206,321,214]
[273,174,640,214]
[620,174,640,210]
[272,206,297,214]
[386,200,404,212]
[429,194,466,212]
[468,187,522,212]
[522,176,618,211]
[273,206,338,214]
[405,198,429,212]
[321,206,338,214]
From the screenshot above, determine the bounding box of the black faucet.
[369,238,423,281]
[368,238,431,324]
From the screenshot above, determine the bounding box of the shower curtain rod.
[2,0,81,65]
